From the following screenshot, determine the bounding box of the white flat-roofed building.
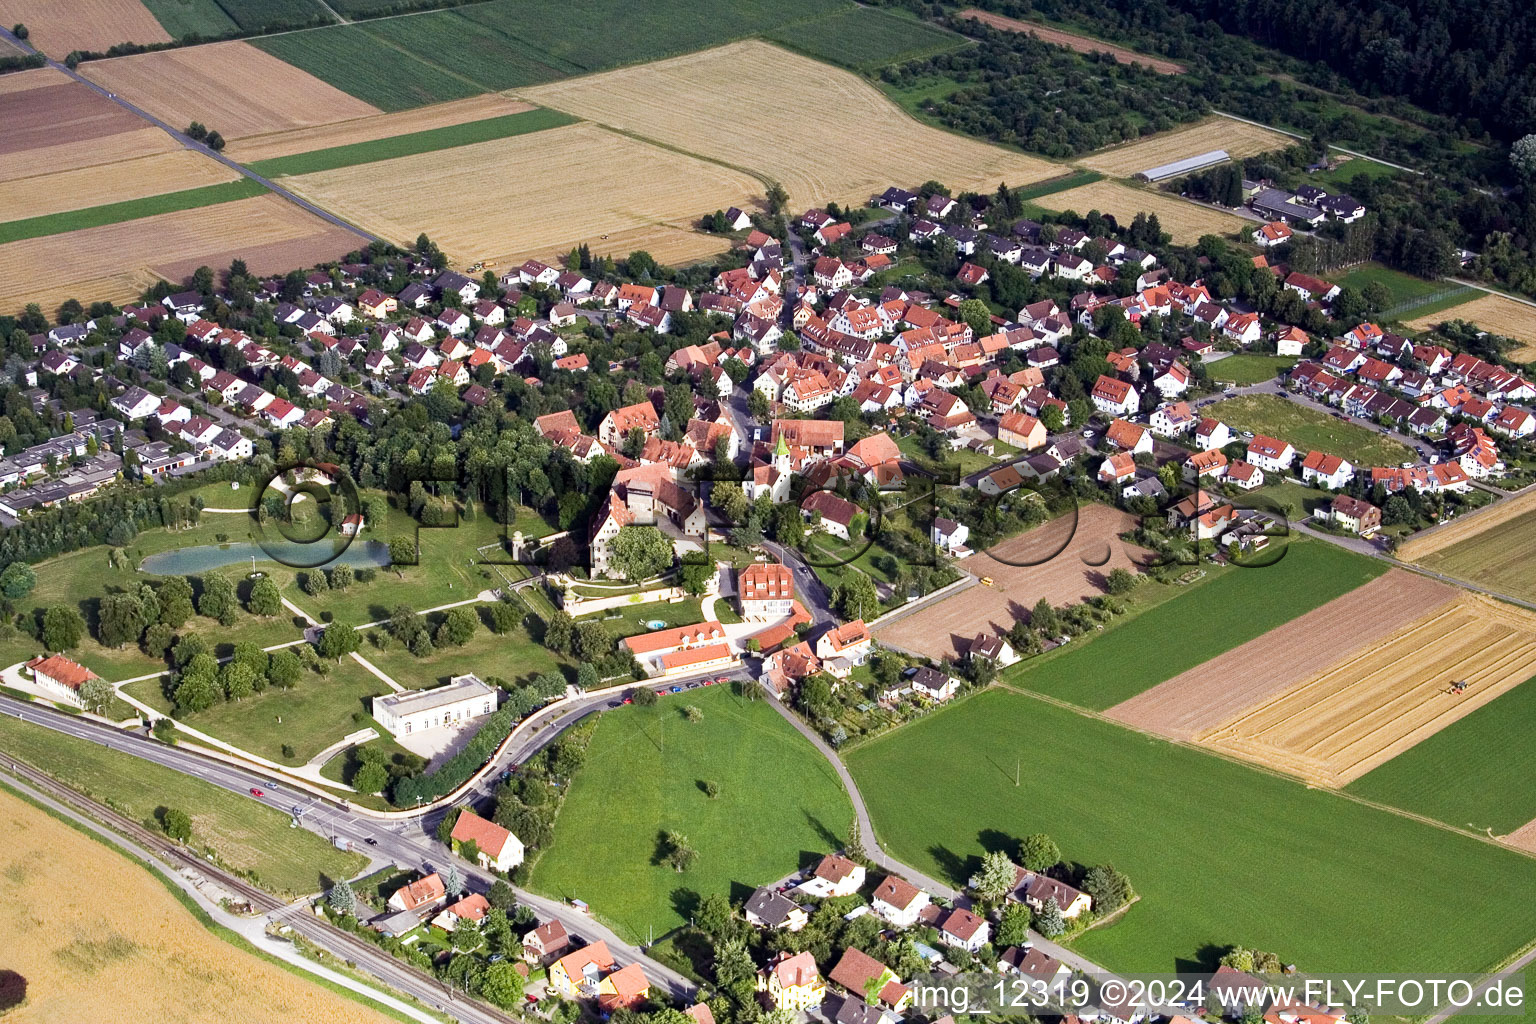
[1136,149,1230,182]
[373,673,497,737]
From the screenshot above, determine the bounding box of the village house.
[1330,494,1381,536]
[1091,374,1139,417]
[744,886,810,931]
[796,854,866,898]
[829,947,911,1011]
[757,951,826,1011]
[449,808,524,872]
[549,940,616,1000]
[523,919,572,964]
[621,621,731,678]
[23,654,97,708]
[870,875,931,928]
[387,873,447,914]
[1245,434,1296,473]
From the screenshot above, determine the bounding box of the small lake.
[140,540,391,576]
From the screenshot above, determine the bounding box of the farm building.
[1136,149,1230,182]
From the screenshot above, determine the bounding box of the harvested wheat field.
[0,65,68,95]
[875,505,1147,662]
[1405,292,1536,355]
[1037,180,1248,242]
[283,122,756,266]
[1398,486,1536,562]
[1106,570,1455,740]
[1201,594,1536,787]
[1503,817,1536,855]
[519,40,1059,207]
[0,0,169,55]
[0,150,239,220]
[0,127,179,185]
[0,789,395,1024]
[81,41,382,140]
[0,194,358,313]
[1080,118,1294,177]
[226,94,536,163]
[959,9,1183,73]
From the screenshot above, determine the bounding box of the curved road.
[0,26,379,245]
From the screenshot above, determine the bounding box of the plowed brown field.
[0,80,147,155]
[0,194,357,313]
[282,122,754,266]
[0,0,169,54]
[1201,594,1536,787]
[519,41,1058,207]
[81,41,381,139]
[0,150,239,219]
[959,9,1184,73]
[874,504,1146,662]
[1105,570,1455,739]
[226,94,535,163]
[0,127,177,183]
[0,788,396,1024]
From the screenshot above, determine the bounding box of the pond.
[139,540,391,576]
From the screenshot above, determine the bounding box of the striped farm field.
[226,94,538,164]
[1202,595,1536,787]
[0,194,357,315]
[280,122,752,267]
[0,0,169,54]
[81,41,382,139]
[959,8,1183,74]
[1079,117,1293,177]
[1035,179,1249,242]
[0,149,239,224]
[765,6,969,70]
[0,179,266,244]
[252,25,489,111]
[519,41,1059,207]
[1405,291,1536,356]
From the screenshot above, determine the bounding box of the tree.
[683,704,703,723]
[661,829,697,871]
[302,570,330,596]
[1018,833,1060,872]
[451,921,481,951]
[1040,403,1065,433]
[1511,134,1536,181]
[0,561,35,599]
[1029,599,1060,637]
[846,817,865,861]
[832,572,879,621]
[542,609,573,653]
[247,577,281,616]
[972,849,1017,902]
[487,879,517,913]
[1219,946,1257,973]
[610,524,673,580]
[679,552,714,595]
[330,564,354,590]
[219,661,257,701]
[172,666,220,713]
[436,606,478,647]
[712,937,757,994]
[478,961,525,1009]
[79,677,114,715]
[42,606,84,651]
[328,878,357,917]
[352,761,389,794]
[765,182,789,215]
[267,648,301,688]
[1104,568,1137,595]
[316,620,359,660]
[997,901,1031,947]
[958,297,994,338]
[158,576,195,627]
[632,686,658,706]
[388,535,416,566]
[1082,864,1133,913]
[98,593,148,648]
[161,807,193,842]
[198,573,237,625]
[702,780,719,798]
[1032,897,1065,938]
[443,862,464,897]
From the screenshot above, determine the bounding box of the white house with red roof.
[1245,434,1296,473]
[1090,374,1138,417]
[449,808,525,872]
[24,654,97,708]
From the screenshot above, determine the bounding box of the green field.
[531,686,853,942]
[0,179,267,244]
[141,0,238,38]
[126,659,388,767]
[215,0,330,31]
[1014,169,1104,202]
[247,108,578,177]
[253,27,483,110]
[1329,262,1443,309]
[1207,353,1296,384]
[1208,394,1413,466]
[359,609,568,691]
[1309,157,1400,189]
[1415,508,1536,606]
[847,688,1536,972]
[455,0,850,74]
[359,12,570,91]
[1347,677,1536,834]
[0,714,366,895]
[1006,539,1385,709]
[763,6,968,71]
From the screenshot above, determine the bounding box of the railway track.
[0,757,522,1024]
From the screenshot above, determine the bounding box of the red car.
[249,787,264,798]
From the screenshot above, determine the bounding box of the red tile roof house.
[387,872,447,914]
[1090,374,1138,416]
[1244,434,1296,473]
[795,853,866,898]
[829,946,911,1011]
[522,919,572,964]
[870,875,931,928]
[24,654,97,708]
[449,808,525,872]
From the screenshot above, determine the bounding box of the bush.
[390,705,518,807]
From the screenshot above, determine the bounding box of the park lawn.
[847,688,1536,973]
[1207,353,1296,384]
[1207,394,1412,466]
[579,598,707,640]
[360,612,568,691]
[1329,262,1443,308]
[1347,676,1536,834]
[0,179,268,244]
[0,714,366,895]
[1005,538,1385,709]
[125,658,388,766]
[530,686,853,943]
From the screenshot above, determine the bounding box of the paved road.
[0,26,379,246]
[762,537,836,627]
